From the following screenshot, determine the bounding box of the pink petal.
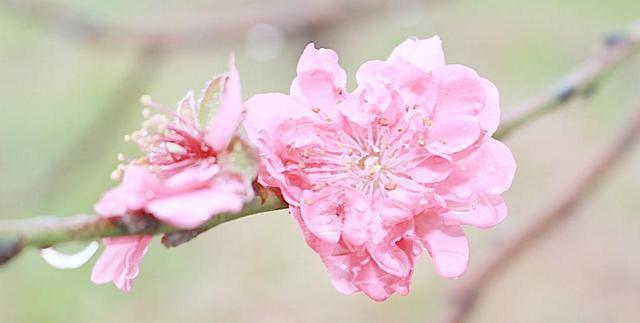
[432,64,487,117]
[205,55,244,152]
[94,166,155,216]
[388,36,445,73]
[296,43,347,88]
[352,258,403,301]
[356,59,437,113]
[321,253,360,295]
[146,179,245,229]
[162,162,220,192]
[445,194,508,229]
[369,242,411,277]
[479,78,501,136]
[461,138,516,195]
[408,155,452,184]
[299,190,343,244]
[297,70,341,109]
[91,235,152,292]
[378,197,412,225]
[290,206,341,256]
[342,194,374,246]
[427,113,481,154]
[244,93,311,145]
[291,44,347,110]
[415,213,469,278]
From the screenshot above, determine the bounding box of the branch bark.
[0,189,287,266]
[495,22,640,139]
[439,104,640,323]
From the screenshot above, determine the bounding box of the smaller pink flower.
[91,56,253,291]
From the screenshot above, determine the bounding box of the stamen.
[377,118,390,126]
[416,134,425,146]
[384,182,397,191]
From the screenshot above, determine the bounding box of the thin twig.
[495,22,640,139]
[439,105,640,323]
[0,0,403,51]
[0,189,287,266]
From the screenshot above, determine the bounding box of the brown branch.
[439,104,640,323]
[495,22,640,139]
[0,0,404,51]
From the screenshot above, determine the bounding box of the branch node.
[0,237,24,266]
[161,231,199,248]
[115,213,159,234]
[604,32,627,48]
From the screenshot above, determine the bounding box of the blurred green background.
[1,0,639,322]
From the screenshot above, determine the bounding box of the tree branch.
[439,104,640,323]
[0,189,287,266]
[495,22,640,139]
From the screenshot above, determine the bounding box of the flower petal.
[146,178,245,229]
[432,64,486,117]
[479,78,501,136]
[205,55,244,151]
[244,93,310,145]
[299,190,343,244]
[427,113,481,154]
[369,242,411,277]
[460,138,516,195]
[415,213,469,278]
[296,43,347,88]
[91,235,152,292]
[388,36,445,73]
[446,194,508,229]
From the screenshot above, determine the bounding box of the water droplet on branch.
[39,241,99,270]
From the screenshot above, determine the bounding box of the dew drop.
[40,241,99,270]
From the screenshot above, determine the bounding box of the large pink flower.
[244,37,516,301]
[91,57,253,291]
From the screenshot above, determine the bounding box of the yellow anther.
[384,182,397,191]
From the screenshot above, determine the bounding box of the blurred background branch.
[0,0,409,51]
[496,22,640,139]
[440,104,640,323]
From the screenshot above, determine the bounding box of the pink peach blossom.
[244,37,516,301]
[92,57,252,291]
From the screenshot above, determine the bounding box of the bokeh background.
[1,0,639,322]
